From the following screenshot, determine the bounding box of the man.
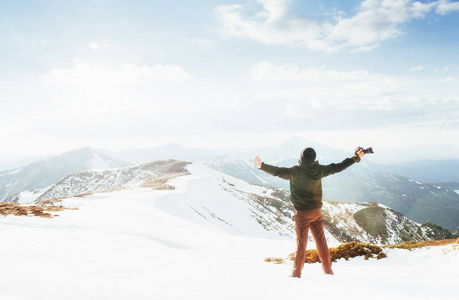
[254,147,365,277]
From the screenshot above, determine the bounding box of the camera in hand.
[356,146,374,154]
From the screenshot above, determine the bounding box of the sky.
[1,0,459,162]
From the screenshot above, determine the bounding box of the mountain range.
[372,159,459,183]
[2,136,459,234]
[4,161,458,300]
[0,147,133,201]
[198,137,459,232]
[4,158,456,244]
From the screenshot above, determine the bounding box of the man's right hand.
[356,149,365,160]
[254,156,262,168]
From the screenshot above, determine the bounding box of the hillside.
[36,159,190,201]
[199,136,459,232]
[1,165,458,300]
[372,159,459,183]
[322,201,455,244]
[5,160,455,244]
[0,147,134,201]
[4,139,458,233]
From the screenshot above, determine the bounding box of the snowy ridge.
[322,200,453,245]
[2,159,458,300]
[37,160,190,201]
[200,155,271,185]
[326,163,459,232]
[3,160,294,239]
[0,147,134,201]
[7,159,452,243]
[2,178,459,300]
[4,187,51,204]
[5,139,459,233]
[153,163,296,239]
[199,142,459,232]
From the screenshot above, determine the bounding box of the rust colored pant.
[292,209,333,277]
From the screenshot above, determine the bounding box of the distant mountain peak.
[36,159,191,201]
[63,146,96,154]
[0,146,135,201]
[278,135,314,147]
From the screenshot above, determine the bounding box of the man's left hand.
[254,156,262,168]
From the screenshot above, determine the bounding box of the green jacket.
[260,157,358,211]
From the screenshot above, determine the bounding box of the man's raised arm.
[321,149,365,178]
[254,156,293,180]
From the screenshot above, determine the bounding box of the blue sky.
[1,0,459,162]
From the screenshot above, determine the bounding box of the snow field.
[0,189,293,300]
[1,163,458,300]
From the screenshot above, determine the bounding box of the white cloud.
[216,0,459,51]
[350,44,380,52]
[89,42,101,50]
[191,38,214,47]
[434,64,457,72]
[250,62,394,83]
[436,0,459,14]
[250,62,405,112]
[410,1,438,18]
[43,59,193,87]
[215,2,327,50]
[442,64,457,71]
[257,0,290,21]
[409,65,424,72]
[88,42,110,50]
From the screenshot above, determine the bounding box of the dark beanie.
[300,147,316,163]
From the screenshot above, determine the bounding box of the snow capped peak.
[36,160,190,201]
[10,158,450,244]
[54,146,133,171]
[0,147,135,201]
[277,135,320,150]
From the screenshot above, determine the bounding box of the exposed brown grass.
[264,257,285,264]
[141,171,190,190]
[34,198,64,206]
[295,242,386,263]
[265,241,386,264]
[0,203,29,217]
[265,239,459,264]
[74,192,94,198]
[383,239,459,250]
[0,202,78,218]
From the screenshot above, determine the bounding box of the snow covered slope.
[0,147,135,201]
[4,187,50,204]
[36,159,190,201]
[1,169,458,300]
[200,138,459,232]
[322,201,454,245]
[7,160,454,243]
[16,159,293,240]
[38,161,297,239]
[325,163,459,232]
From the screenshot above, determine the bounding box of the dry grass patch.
[0,203,29,217]
[383,239,459,250]
[297,241,386,263]
[264,257,285,264]
[141,172,190,190]
[266,239,459,264]
[265,241,386,264]
[0,201,78,218]
[74,192,94,198]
